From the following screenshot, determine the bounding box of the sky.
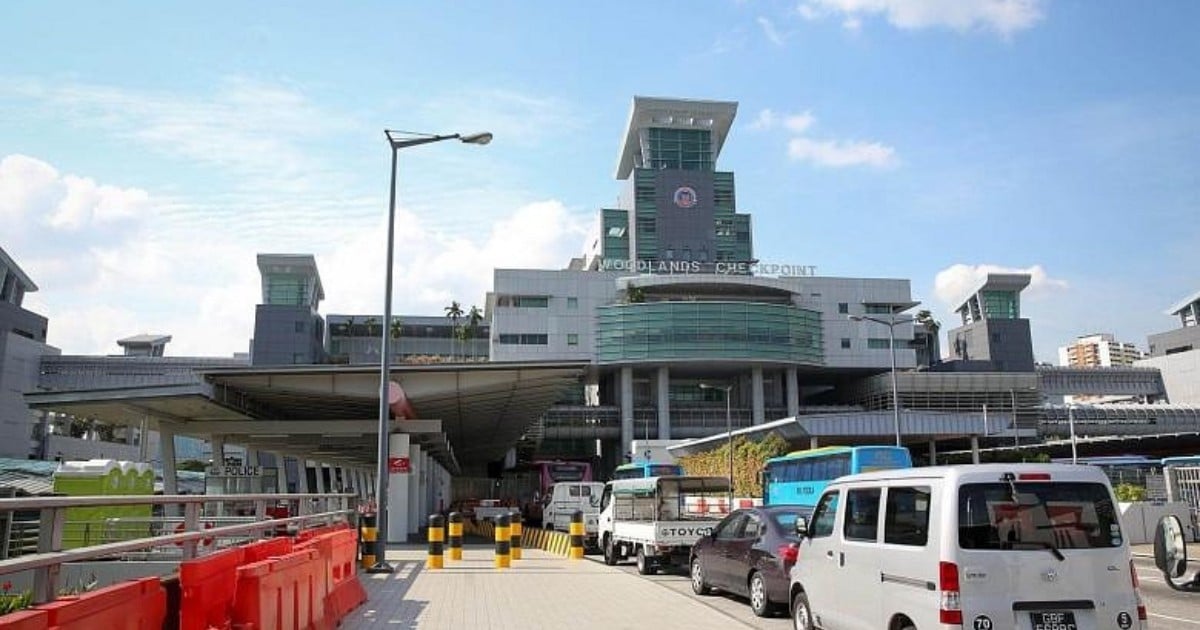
[1,0,1198,363]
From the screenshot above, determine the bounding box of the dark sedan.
[688,505,813,617]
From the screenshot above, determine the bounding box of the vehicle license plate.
[1030,611,1076,630]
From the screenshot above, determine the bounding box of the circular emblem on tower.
[673,186,698,209]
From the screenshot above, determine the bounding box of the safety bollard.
[447,512,463,561]
[494,513,511,569]
[569,510,585,559]
[359,513,377,569]
[427,514,445,570]
[509,510,523,561]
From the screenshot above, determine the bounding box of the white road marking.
[1149,612,1200,625]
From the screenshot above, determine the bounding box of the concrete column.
[752,366,765,425]
[656,366,670,440]
[138,416,151,461]
[970,436,981,464]
[272,452,288,493]
[314,462,327,494]
[160,427,178,496]
[297,460,311,494]
[786,367,800,417]
[407,444,423,539]
[929,439,938,466]
[211,435,226,464]
[809,436,819,449]
[620,367,634,460]
[386,433,412,544]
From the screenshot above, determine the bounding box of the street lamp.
[1067,404,1078,464]
[370,129,492,574]
[698,383,734,502]
[848,314,914,447]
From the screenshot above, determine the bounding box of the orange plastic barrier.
[242,537,293,565]
[232,549,326,630]
[36,577,164,630]
[0,609,48,630]
[179,547,245,630]
[324,530,365,620]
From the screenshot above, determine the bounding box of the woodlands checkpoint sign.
[598,259,818,277]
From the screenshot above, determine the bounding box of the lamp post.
[1067,404,1078,464]
[370,129,491,574]
[699,383,734,502]
[848,314,914,448]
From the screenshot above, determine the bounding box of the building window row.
[497,334,549,345]
[495,295,550,308]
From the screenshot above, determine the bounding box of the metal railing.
[0,492,356,604]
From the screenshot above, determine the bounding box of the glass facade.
[644,127,713,171]
[264,273,310,306]
[596,301,823,363]
[980,290,1019,319]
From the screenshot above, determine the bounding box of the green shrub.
[1113,483,1147,502]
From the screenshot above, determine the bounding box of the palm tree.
[389,316,403,340]
[465,305,484,360]
[915,309,942,365]
[444,301,464,361]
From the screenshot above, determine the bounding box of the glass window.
[958,482,1121,550]
[773,508,812,534]
[567,297,578,309]
[841,338,851,349]
[884,486,931,546]
[844,488,881,541]
[567,334,579,346]
[838,303,849,314]
[569,485,581,497]
[743,514,763,539]
[810,491,840,538]
[868,338,891,349]
[715,513,748,540]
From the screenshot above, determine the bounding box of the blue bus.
[761,446,912,506]
[612,461,684,480]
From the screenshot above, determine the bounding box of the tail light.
[939,561,963,626]
[778,543,800,569]
[1018,473,1051,481]
[1130,559,1147,622]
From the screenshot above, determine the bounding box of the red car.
[689,505,813,617]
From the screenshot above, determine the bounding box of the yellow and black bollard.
[360,513,377,569]
[447,511,463,561]
[509,510,523,561]
[569,509,585,560]
[426,514,445,569]
[494,513,511,569]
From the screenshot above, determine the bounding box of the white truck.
[598,475,731,575]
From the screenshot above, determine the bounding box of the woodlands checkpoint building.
[15,96,1200,542]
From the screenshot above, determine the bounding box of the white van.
[543,482,605,541]
[788,464,1146,630]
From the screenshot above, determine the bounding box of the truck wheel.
[636,547,656,575]
[603,537,618,566]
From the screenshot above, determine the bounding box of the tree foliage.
[677,434,790,497]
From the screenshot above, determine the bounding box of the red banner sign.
[388,456,411,474]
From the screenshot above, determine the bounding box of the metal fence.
[0,492,355,604]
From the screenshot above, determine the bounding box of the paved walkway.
[343,544,736,630]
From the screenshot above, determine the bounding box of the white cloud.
[0,154,150,234]
[798,0,1044,36]
[933,263,1069,308]
[750,109,777,130]
[787,136,896,167]
[784,112,816,134]
[757,16,786,46]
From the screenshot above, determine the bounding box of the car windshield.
[959,482,1121,550]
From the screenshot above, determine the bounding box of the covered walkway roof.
[26,361,588,475]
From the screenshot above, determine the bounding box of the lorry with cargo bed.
[598,475,731,575]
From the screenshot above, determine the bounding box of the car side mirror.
[1155,515,1200,592]
[795,516,809,538]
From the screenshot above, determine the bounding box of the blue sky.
[1,1,1197,362]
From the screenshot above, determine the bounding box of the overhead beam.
[172,419,444,436]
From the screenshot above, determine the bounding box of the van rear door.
[954,478,1141,630]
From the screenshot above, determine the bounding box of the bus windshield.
[613,462,683,480]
